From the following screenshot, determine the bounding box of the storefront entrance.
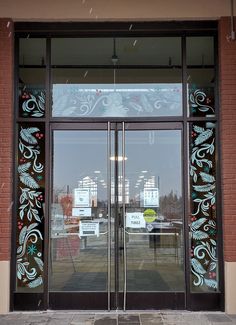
[50,122,184,309]
[12,22,223,311]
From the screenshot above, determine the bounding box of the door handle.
[122,121,127,312]
[107,121,111,311]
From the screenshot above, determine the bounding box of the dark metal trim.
[42,37,51,310]
[16,118,46,123]
[50,121,183,131]
[214,30,225,306]
[48,117,217,124]
[123,122,183,130]
[126,292,185,310]
[14,21,218,36]
[182,35,191,310]
[19,64,214,69]
[49,292,111,310]
[51,122,108,130]
[21,64,183,69]
[10,37,19,311]
[114,124,119,309]
[13,293,44,311]
[16,116,217,124]
[49,117,184,123]
[188,293,223,311]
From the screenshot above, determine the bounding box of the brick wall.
[219,17,236,262]
[0,19,13,261]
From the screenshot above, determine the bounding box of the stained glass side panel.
[16,123,45,292]
[189,122,218,292]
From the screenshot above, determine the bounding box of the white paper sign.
[79,222,99,237]
[74,188,90,207]
[144,188,159,207]
[52,214,64,232]
[126,212,146,229]
[72,207,91,217]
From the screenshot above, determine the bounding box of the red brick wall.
[0,19,13,261]
[219,17,236,262]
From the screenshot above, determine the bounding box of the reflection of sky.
[53,130,182,200]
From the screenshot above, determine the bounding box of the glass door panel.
[123,129,184,293]
[50,130,108,292]
[50,123,184,310]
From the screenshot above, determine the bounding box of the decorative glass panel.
[188,85,215,117]
[187,37,215,117]
[19,69,46,118]
[189,122,218,292]
[16,123,45,291]
[19,39,46,118]
[52,69,182,117]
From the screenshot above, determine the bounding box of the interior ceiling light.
[110,156,127,161]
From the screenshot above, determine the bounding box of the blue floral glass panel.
[188,87,215,117]
[16,123,45,291]
[189,122,218,292]
[19,87,46,118]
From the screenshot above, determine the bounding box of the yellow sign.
[143,209,157,223]
[143,215,156,223]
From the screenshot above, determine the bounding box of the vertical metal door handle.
[107,122,111,311]
[122,122,127,311]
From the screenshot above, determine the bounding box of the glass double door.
[50,122,185,310]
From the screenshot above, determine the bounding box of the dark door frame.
[48,121,185,311]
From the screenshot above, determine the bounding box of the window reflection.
[50,129,184,292]
[51,37,182,117]
[187,37,215,117]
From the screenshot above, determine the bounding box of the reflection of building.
[78,176,97,207]
[111,176,129,204]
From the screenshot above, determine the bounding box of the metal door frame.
[47,121,185,310]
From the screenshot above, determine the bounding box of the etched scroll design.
[52,85,182,117]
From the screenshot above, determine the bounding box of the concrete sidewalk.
[0,311,236,325]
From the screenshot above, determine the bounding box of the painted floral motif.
[17,124,44,289]
[20,89,45,118]
[52,84,182,117]
[189,89,215,117]
[189,123,218,290]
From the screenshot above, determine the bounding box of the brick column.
[219,17,236,314]
[0,18,14,313]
